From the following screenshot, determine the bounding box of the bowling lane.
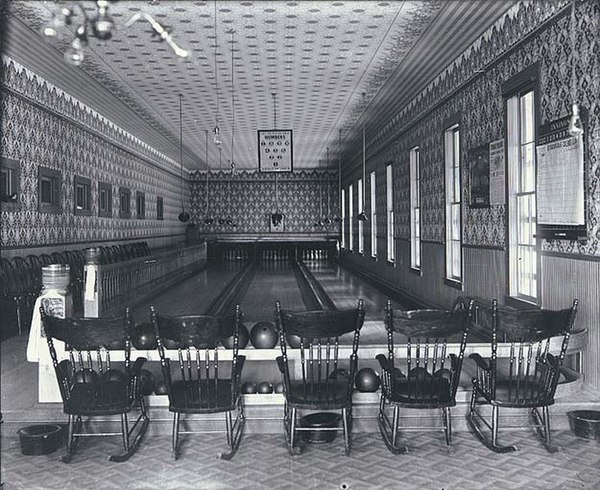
[239,260,306,324]
[131,260,246,321]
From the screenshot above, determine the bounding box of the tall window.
[358,178,364,254]
[370,171,376,257]
[98,182,112,218]
[136,191,145,219]
[119,187,131,219]
[1,157,20,211]
[341,188,346,249]
[39,167,61,213]
[348,184,354,252]
[410,147,421,270]
[74,176,92,216]
[157,196,164,221]
[445,125,462,282]
[386,164,394,263]
[507,89,537,301]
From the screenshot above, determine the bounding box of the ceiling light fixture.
[44,1,188,66]
[568,0,584,137]
[357,92,368,222]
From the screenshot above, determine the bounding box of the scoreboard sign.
[258,129,293,172]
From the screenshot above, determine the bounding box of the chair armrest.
[235,355,246,376]
[469,353,491,371]
[376,354,392,372]
[131,357,147,375]
[275,356,286,374]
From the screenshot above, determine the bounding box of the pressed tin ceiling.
[5,1,516,172]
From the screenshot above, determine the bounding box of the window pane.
[521,142,535,192]
[520,92,534,143]
[41,179,52,203]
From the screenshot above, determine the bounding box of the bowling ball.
[257,381,273,394]
[161,337,180,350]
[329,368,350,380]
[73,368,99,385]
[107,338,127,350]
[102,369,126,384]
[154,380,168,395]
[221,323,250,349]
[285,333,302,348]
[241,381,257,394]
[408,366,432,382]
[58,360,73,381]
[132,323,157,350]
[138,368,155,396]
[274,381,285,393]
[250,322,278,349]
[355,368,380,392]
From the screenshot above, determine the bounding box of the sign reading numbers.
[258,129,293,172]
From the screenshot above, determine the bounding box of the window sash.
[370,172,376,257]
[348,185,353,251]
[341,188,346,249]
[386,164,394,262]
[358,178,364,254]
[410,148,420,269]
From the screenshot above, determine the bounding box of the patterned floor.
[1,428,599,490]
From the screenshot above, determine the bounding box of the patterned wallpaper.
[0,57,189,249]
[189,169,339,235]
[346,0,599,256]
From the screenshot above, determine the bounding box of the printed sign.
[258,129,293,172]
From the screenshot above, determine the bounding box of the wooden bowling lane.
[131,260,245,321]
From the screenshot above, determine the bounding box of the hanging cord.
[204,129,209,216]
[570,0,577,106]
[337,129,342,222]
[179,93,184,211]
[214,0,220,132]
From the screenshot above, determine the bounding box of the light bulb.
[213,125,222,146]
[569,104,584,136]
[64,44,85,65]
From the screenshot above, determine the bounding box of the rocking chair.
[377,299,475,453]
[467,299,579,453]
[41,308,149,463]
[150,305,246,460]
[275,299,365,456]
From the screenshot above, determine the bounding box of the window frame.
[386,164,394,264]
[157,196,164,221]
[119,186,131,219]
[348,184,354,252]
[370,171,377,258]
[38,166,61,214]
[409,147,421,271]
[340,188,346,249]
[73,175,92,216]
[358,178,364,254]
[1,157,21,211]
[98,182,112,218]
[444,123,462,285]
[136,191,146,219]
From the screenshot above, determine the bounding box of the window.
[410,147,421,270]
[98,182,112,218]
[370,171,376,258]
[386,164,394,263]
[340,188,346,249]
[358,178,364,254]
[507,88,537,301]
[136,191,145,219]
[119,187,131,219]
[1,157,20,210]
[444,125,462,282]
[74,175,92,216]
[348,184,354,252]
[157,196,164,220]
[39,167,61,213]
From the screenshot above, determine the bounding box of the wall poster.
[258,130,293,172]
[488,139,505,206]
[469,144,490,208]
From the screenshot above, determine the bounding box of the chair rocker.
[41,308,149,463]
[150,305,246,460]
[467,299,579,453]
[275,299,365,456]
[377,299,474,454]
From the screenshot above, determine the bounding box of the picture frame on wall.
[469,144,490,208]
[270,211,285,233]
[258,129,293,172]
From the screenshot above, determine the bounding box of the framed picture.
[469,144,490,208]
[258,129,293,172]
[270,212,285,233]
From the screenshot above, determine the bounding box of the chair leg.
[282,402,301,456]
[172,412,181,460]
[532,406,558,453]
[62,414,76,463]
[109,404,150,462]
[342,407,351,456]
[443,407,452,447]
[120,413,130,451]
[219,401,245,460]
[377,397,408,455]
[467,399,517,454]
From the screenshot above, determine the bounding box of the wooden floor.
[2,258,600,489]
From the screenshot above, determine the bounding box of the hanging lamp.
[177,94,191,223]
[203,129,214,225]
[357,94,368,222]
[569,0,584,137]
[212,0,223,146]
